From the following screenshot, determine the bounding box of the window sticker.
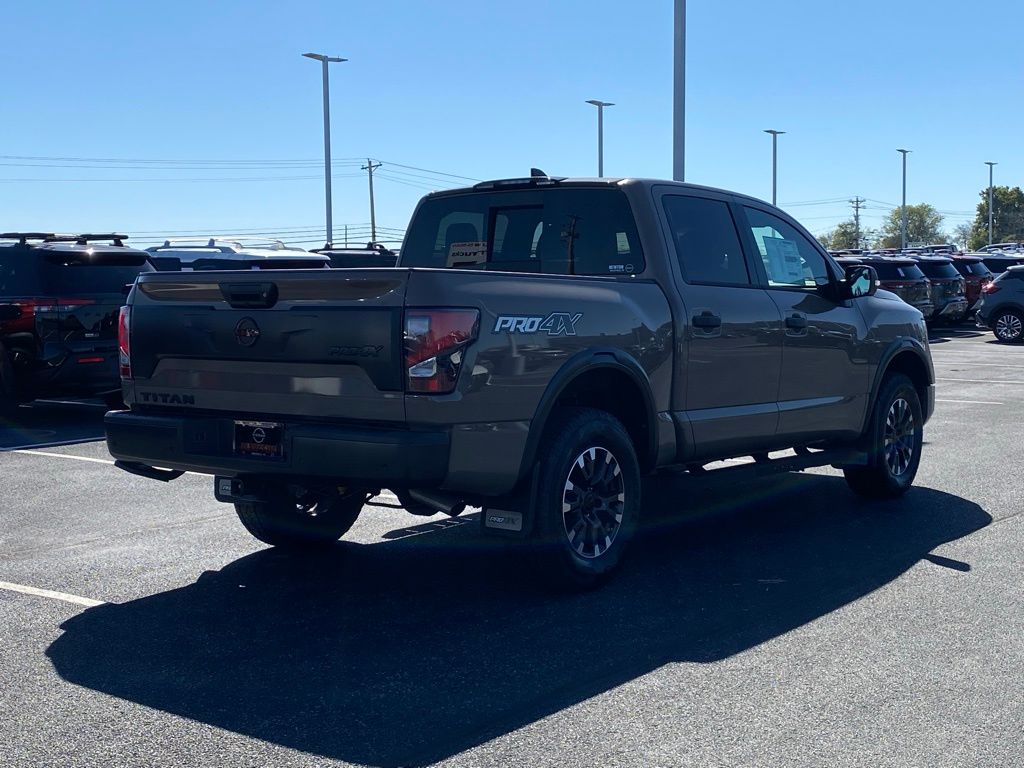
[447,241,487,267]
[763,236,805,284]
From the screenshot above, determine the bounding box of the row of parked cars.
[0,232,398,414]
[828,244,1024,341]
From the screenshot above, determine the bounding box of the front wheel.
[532,407,641,589]
[234,486,367,548]
[992,309,1024,343]
[844,374,923,499]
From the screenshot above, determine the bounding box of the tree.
[878,204,944,248]
[952,223,973,250]
[965,186,1024,251]
[818,219,861,250]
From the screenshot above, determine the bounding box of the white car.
[146,238,330,271]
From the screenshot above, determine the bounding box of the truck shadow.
[47,474,989,767]
[0,400,106,450]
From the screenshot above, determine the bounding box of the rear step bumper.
[104,411,449,484]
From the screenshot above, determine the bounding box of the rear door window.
[661,195,750,286]
[401,188,644,275]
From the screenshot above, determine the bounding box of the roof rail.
[0,232,127,246]
[0,232,68,244]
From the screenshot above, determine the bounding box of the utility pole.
[897,149,910,250]
[302,52,347,246]
[764,129,784,205]
[985,161,997,246]
[362,159,382,243]
[851,197,865,248]
[673,0,686,181]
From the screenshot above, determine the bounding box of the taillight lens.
[118,306,131,379]
[404,309,479,393]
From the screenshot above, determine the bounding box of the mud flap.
[481,462,540,538]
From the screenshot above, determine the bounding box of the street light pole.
[673,0,685,181]
[585,100,614,177]
[985,161,997,246]
[897,149,911,250]
[764,130,784,206]
[303,52,347,246]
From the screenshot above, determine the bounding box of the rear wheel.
[992,309,1024,342]
[234,485,367,548]
[532,407,640,589]
[844,374,922,499]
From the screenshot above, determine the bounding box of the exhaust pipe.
[405,489,466,517]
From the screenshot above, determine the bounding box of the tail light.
[983,281,1000,295]
[404,309,479,393]
[0,298,94,334]
[118,306,131,379]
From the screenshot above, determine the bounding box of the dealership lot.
[1,330,1021,768]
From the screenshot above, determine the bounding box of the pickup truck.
[106,174,935,587]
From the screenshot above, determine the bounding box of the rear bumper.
[23,351,120,397]
[935,298,968,319]
[105,410,450,486]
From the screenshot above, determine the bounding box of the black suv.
[912,256,968,322]
[312,242,398,268]
[0,233,152,412]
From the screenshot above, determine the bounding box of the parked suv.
[951,254,994,314]
[107,176,934,587]
[835,255,933,317]
[0,233,152,412]
[977,252,1024,276]
[976,266,1024,342]
[145,238,329,272]
[912,256,968,321]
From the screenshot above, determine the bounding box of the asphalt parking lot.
[1,328,1021,768]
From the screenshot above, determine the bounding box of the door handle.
[692,312,722,329]
[785,313,808,330]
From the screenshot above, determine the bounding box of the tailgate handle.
[220,282,278,309]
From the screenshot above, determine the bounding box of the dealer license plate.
[233,421,284,459]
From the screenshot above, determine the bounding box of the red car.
[952,255,995,315]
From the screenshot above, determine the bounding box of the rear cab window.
[400,187,644,276]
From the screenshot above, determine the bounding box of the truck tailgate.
[127,270,408,422]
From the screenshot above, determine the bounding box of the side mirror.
[843,264,877,299]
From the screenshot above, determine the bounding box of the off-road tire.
[235,488,366,548]
[844,373,923,499]
[532,407,641,589]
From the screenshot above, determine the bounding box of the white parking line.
[12,449,114,464]
[0,581,105,608]
[937,377,1024,385]
[935,398,1005,405]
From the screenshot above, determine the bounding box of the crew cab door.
[736,203,871,440]
[657,190,783,459]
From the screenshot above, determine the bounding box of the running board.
[691,448,868,477]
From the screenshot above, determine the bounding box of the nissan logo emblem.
[251,427,266,444]
[235,317,260,347]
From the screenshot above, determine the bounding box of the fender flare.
[517,347,659,481]
[864,337,933,431]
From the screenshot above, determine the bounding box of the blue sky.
[2,0,1020,247]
